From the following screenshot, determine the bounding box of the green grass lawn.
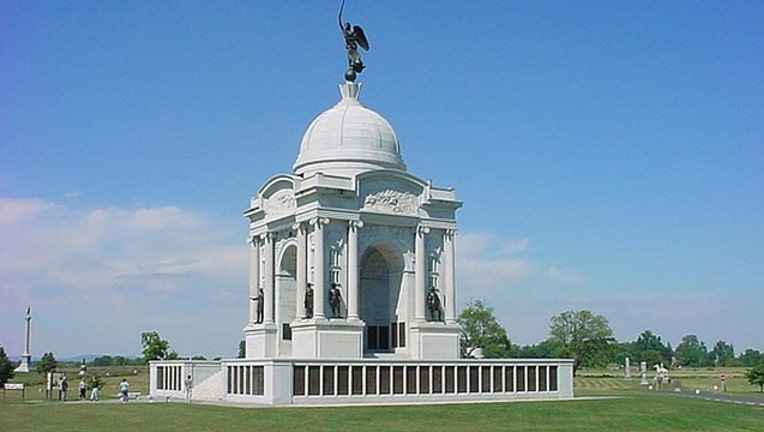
[2,367,762,432]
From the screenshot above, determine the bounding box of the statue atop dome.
[338,0,369,82]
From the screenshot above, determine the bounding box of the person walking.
[119,378,129,403]
[184,375,193,403]
[59,374,68,401]
[79,378,87,400]
[90,383,99,401]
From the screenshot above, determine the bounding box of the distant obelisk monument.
[14,306,32,373]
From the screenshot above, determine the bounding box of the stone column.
[415,226,429,322]
[248,236,261,324]
[295,223,307,319]
[262,232,275,324]
[444,229,457,324]
[347,220,362,321]
[312,218,329,320]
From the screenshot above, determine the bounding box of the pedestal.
[290,319,365,359]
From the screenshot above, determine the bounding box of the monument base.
[244,324,278,358]
[290,319,365,359]
[409,321,461,360]
[14,355,31,373]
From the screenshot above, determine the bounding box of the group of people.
[54,373,193,403]
[55,373,99,402]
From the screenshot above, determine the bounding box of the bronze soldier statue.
[427,287,442,322]
[329,283,343,318]
[304,283,314,318]
[253,288,264,324]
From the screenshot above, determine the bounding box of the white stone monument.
[148,10,575,405]
[148,78,576,405]
[242,81,462,361]
[14,306,32,373]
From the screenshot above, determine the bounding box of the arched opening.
[276,244,297,356]
[359,243,405,354]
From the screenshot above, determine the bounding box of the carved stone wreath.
[363,189,418,215]
[266,190,296,217]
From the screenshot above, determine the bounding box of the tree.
[458,299,513,358]
[141,331,170,363]
[633,330,672,365]
[710,340,736,366]
[549,310,614,375]
[610,341,633,367]
[515,338,564,359]
[36,352,57,375]
[674,334,710,367]
[745,364,764,392]
[0,345,15,387]
[238,340,246,359]
[738,349,763,367]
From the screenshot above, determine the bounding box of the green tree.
[633,330,672,365]
[738,349,763,367]
[674,334,710,367]
[610,341,633,367]
[0,345,15,387]
[141,331,170,363]
[457,299,512,358]
[745,364,764,392]
[549,310,614,375]
[36,352,57,374]
[710,340,736,366]
[515,338,564,358]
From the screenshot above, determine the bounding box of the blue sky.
[2,1,762,359]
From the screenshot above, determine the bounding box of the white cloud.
[547,265,584,287]
[0,197,248,358]
[0,197,58,225]
[502,238,531,255]
[456,232,536,295]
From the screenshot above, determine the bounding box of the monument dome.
[293,82,406,177]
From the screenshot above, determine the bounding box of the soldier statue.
[427,287,442,321]
[329,283,343,318]
[304,283,314,318]
[254,288,264,324]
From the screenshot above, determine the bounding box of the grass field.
[2,367,762,432]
